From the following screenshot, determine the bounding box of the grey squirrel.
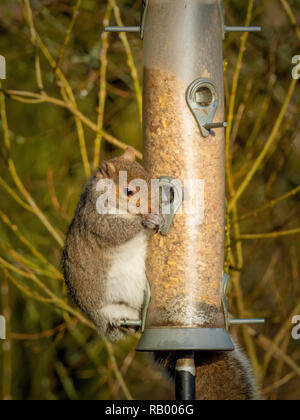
[62,148,261,400]
[62,147,164,341]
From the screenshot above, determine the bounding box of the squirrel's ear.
[120,147,136,163]
[97,161,116,179]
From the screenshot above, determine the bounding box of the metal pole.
[175,352,196,401]
[225,26,261,32]
[105,26,140,32]
[104,26,261,33]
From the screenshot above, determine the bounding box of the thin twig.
[237,227,300,240]
[248,327,300,378]
[0,269,12,400]
[0,83,64,247]
[225,0,262,381]
[23,0,44,91]
[56,0,82,67]
[21,0,91,178]
[9,321,74,341]
[94,3,113,170]
[262,372,296,395]
[263,299,300,375]
[280,0,300,41]
[0,210,61,277]
[225,0,254,197]
[104,340,133,400]
[109,0,142,124]
[229,78,297,211]
[4,89,142,160]
[2,255,132,399]
[234,185,300,223]
[0,176,34,212]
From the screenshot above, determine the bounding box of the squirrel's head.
[96,148,156,215]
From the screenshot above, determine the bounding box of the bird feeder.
[106,0,264,400]
[139,0,232,352]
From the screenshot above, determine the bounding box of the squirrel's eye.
[124,188,135,197]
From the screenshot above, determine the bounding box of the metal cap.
[136,328,234,352]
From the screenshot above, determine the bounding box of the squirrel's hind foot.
[97,304,140,342]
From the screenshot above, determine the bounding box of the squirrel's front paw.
[142,214,165,233]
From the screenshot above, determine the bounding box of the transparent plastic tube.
[143,0,226,329]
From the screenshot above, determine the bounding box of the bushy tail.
[154,344,261,400]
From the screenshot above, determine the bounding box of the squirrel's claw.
[97,161,116,179]
[142,213,165,233]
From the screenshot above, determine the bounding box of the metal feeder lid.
[136,328,234,352]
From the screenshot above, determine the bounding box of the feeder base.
[136,328,234,352]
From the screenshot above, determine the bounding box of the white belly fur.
[106,231,148,310]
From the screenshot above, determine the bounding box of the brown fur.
[155,346,262,400]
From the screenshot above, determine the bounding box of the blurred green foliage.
[0,0,299,400]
